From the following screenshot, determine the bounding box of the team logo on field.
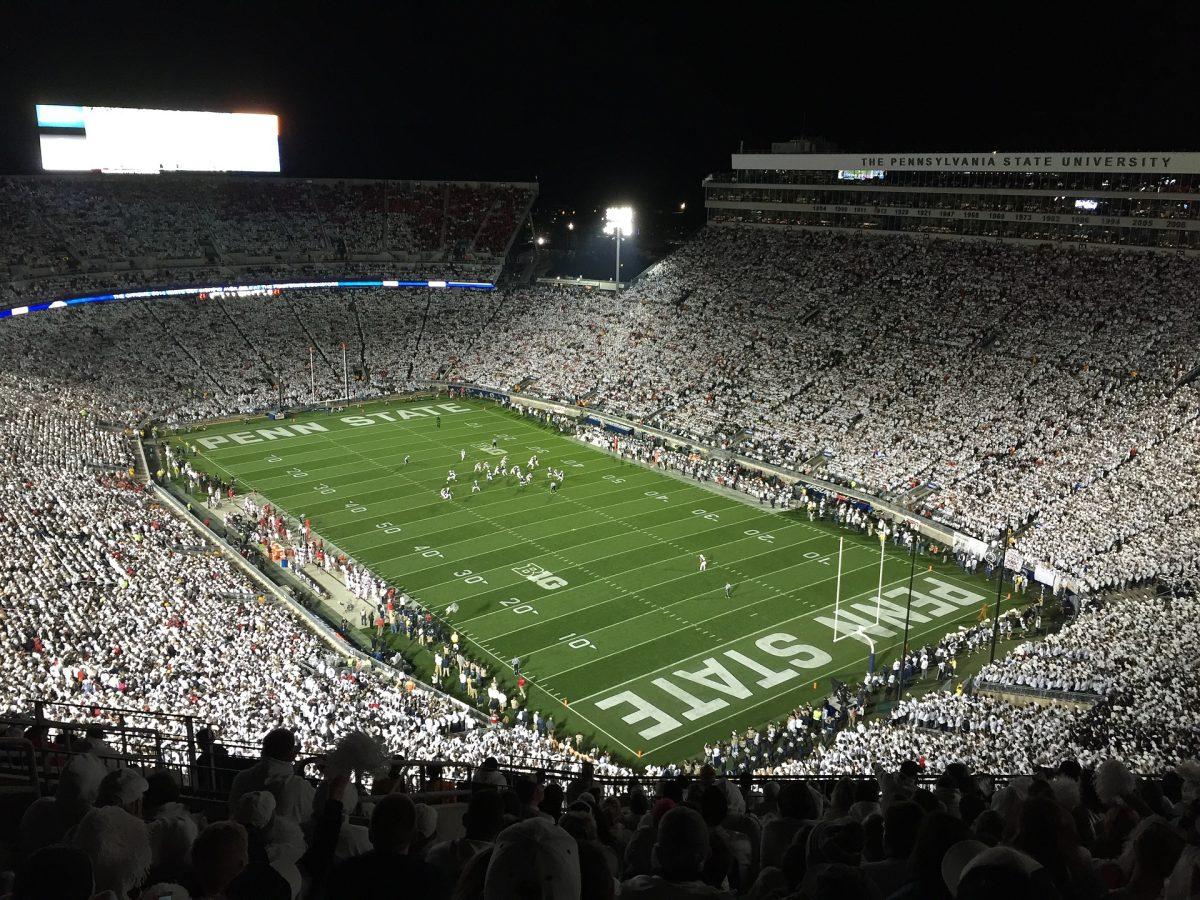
[474,442,506,456]
[512,563,568,590]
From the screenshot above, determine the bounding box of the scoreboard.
[36,104,280,174]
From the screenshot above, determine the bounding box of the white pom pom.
[327,730,387,775]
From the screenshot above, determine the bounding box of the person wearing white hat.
[98,768,150,816]
[228,729,314,825]
[72,805,153,900]
[944,841,1057,899]
[485,817,581,900]
[19,751,106,856]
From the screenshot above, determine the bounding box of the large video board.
[36,105,280,174]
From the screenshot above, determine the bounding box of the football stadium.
[1,9,1199,899]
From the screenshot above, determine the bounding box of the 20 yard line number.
[501,597,538,615]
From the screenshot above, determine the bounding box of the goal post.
[829,532,886,643]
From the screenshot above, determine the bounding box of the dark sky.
[3,1,1199,215]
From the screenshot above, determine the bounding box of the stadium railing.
[975,683,1105,706]
[2,704,1026,808]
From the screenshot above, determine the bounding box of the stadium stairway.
[1169,359,1200,395]
[497,187,538,263]
[800,304,824,326]
[288,301,339,377]
[467,199,498,255]
[351,298,368,376]
[437,185,450,251]
[139,299,229,398]
[410,292,435,378]
[453,289,510,374]
[213,294,279,384]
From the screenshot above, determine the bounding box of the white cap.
[100,768,149,807]
[485,817,580,900]
[233,791,276,830]
[414,803,438,839]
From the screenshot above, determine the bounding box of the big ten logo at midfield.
[512,563,568,590]
[474,442,506,456]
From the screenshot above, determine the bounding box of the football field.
[181,396,1005,766]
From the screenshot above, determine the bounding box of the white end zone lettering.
[595,691,682,740]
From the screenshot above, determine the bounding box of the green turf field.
[180,396,1009,766]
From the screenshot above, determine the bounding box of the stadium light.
[602,206,634,293]
[535,236,546,247]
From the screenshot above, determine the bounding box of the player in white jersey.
[699,554,708,572]
[724,582,732,599]
[512,465,522,479]
[440,487,452,501]
[499,455,508,469]
[403,454,410,465]
[472,480,480,493]
[486,468,494,482]
[460,449,466,461]
[447,469,457,483]
[474,461,482,473]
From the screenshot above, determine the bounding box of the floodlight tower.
[603,206,633,294]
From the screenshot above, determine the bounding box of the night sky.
[2,1,1199,220]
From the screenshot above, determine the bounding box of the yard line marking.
[439,526,832,625]
[370,504,789,582]
[642,610,993,757]
[564,565,944,708]
[535,553,894,686]
[188,399,1001,761]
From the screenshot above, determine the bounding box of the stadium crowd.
[4,222,1198,592]
[3,725,1200,899]
[0,175,535,280]
[3,201,1200,896]
[0,374,620,781]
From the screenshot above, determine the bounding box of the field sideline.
[181,396,1010,766]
